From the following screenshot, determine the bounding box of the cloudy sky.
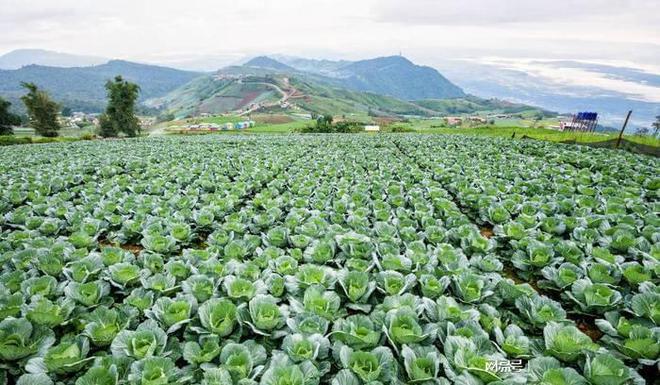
[1,0,659,105]
[1,0,658,67]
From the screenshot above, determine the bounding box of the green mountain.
[148,55,469,117]
[149,58,551,119]
[146,75,284,116]
[251,55,465,100]
[0,60,201,113]
[331,56,465,100]
[147,74,432,118]
[413,97,553,117]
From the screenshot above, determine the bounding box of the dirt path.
[238,78,300,116]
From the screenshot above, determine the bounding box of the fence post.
[616,110,632,148]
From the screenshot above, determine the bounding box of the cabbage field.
[0,135,658,385]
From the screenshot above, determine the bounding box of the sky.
[1,0,659,105]
[1,0,658,67]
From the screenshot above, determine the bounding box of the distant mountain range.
[0,60,201,112]
[1,51,478,116]
[148,55,549,119]
[434,59,660,129]
[269,55,465,100]
[0,49,550,120]
[245,56,296,72]
[1,48,657,129]
[0,49,109,70]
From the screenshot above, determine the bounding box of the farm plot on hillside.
[0,135,658,384]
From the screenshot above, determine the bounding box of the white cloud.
[0,0,657,71]
[470,57,660,102]
[374,0,658,26]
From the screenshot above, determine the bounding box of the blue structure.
[569,112,599,132]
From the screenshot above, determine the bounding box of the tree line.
[0,76,141,138]
[299,115,365,133]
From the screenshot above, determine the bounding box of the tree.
[61,106,73,117]
[0,97,22,135]
[317,115,333,130]
[652,115,660,137]
[98,114,117,137]
[99,76,141,137]
[20,82,61,137]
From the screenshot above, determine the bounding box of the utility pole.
[616,110,632,149]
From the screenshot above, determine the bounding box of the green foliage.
[298,115,364,133]
[0,96,22,135]
[99,76,141,137]
[414,96,553,117]
[652,115,660,136]
[413,125,660,148]
[0,134,656,384]
[544,322,599,362]
[0,135,86,146]
[20,82,61,137]
[0,60,200,113]
[386,124,414,133]
[316,114,333,131]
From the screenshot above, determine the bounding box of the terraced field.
[0,135,658,384]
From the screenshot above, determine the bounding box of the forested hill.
[0,60,201,112]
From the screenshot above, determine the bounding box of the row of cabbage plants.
[395,137,659,366]
[0,135,657,385]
